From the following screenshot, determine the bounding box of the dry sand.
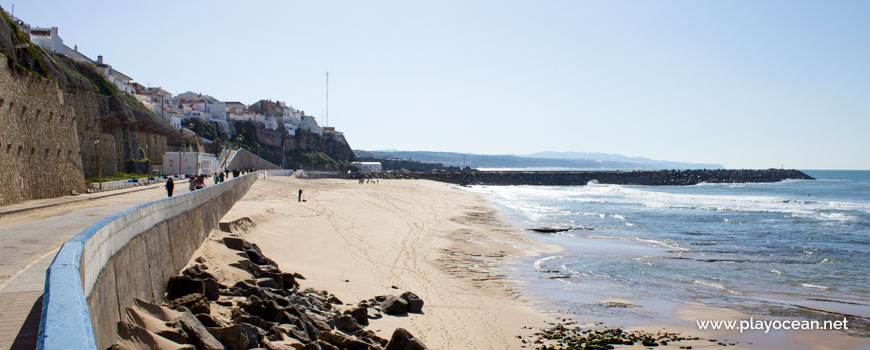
[218,176,558,349]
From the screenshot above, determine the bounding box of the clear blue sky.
[10,1,869,169]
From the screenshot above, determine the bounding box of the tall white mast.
[325,71,329,127]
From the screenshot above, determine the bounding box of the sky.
[9,0,869,169]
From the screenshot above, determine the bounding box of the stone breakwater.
[359,169,814,186]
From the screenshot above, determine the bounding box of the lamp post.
[98,118,103,190]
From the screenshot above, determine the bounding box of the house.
[94,55,134,93]
[300,114,322,135]
[225,102,246,115]
[29,26,92,63]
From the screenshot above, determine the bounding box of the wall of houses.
[0,63,86,205]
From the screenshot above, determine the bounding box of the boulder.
[223,237,248,251]
[385,328,427,350]
[166,293,210,315]
[366,308,382,320]
[207,324,249,350]
[334,314,360,333]
[177,311,224,350]
[277,323,310,343]
[256,277,282,289]
[196,313,221,328]
[203,278,220,301]
[166,276,205,300]
[381,296,408,315]
[400,292,424,313]
[241,296,285,323]
[319,330,378,350]
[347,307,369,326]
[281,273,299,290]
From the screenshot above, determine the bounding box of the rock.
[385,328,427,350]
[165,276,205,300]
[208,325,250,350]
[238,323,266,348]
[282,273,299,289]
[381,296,408,315]
[223,237,248,251]
[196,313,221,327]
[231,259,263,276]
[241,296,285,323]
[312,341,340,350]
[245,244,275,266]
[374,295,389,302]
[400,292,424,313]
[177,310,224,350]
[347,307,369,326]
[366,308,382,320]
[277,324,311,343]
[266,325,285,341]
[293,272,306,280]
[182,264,215,280]
[327,295,343,305]
[203,278,220,301]
[115,321,196,350]
[319,330,378,350]
[256,277,282,289]
[334,314,360,332]
[236,315,276,332]
[166,293,210,315]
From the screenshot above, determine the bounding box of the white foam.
[471,183,869,223]
[534,255,564,270]
[586,235,686,251]
[693,280,726,289]
[802,283,831,290]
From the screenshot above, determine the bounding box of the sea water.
[467,170,870,334]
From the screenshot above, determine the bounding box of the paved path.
[0,181,195,350]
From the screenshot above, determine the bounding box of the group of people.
[358,178,380,184]
[164,168,259,197]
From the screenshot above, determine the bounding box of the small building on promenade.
[163,152,217,176]
[352,162,382,173]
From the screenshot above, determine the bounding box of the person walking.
[188,176,197,192]
[298,189,303,202]
[165,178,175,197]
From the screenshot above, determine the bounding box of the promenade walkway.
[0,181,192,350]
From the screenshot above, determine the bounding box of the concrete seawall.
[37,173,259,350]
[361,169,815,186]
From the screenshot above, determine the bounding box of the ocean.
[467,170,870,335]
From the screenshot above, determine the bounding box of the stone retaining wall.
[38,173,260,350]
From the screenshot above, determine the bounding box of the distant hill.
[525,151,723,170]
[357,150,723,170]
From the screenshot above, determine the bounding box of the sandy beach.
[190,175,870,350]
[215,176,558,349]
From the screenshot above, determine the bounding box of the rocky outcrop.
[359,169,815,186]
[230,121,355,170]
[112,234,427,349]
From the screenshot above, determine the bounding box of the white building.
[29,27,63,53]
[300,115,322,135]
[264,116,279,130]
[94,56,134,93]
[29,26,92,63]
[163,152,218,176]
[352,162,382,173]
